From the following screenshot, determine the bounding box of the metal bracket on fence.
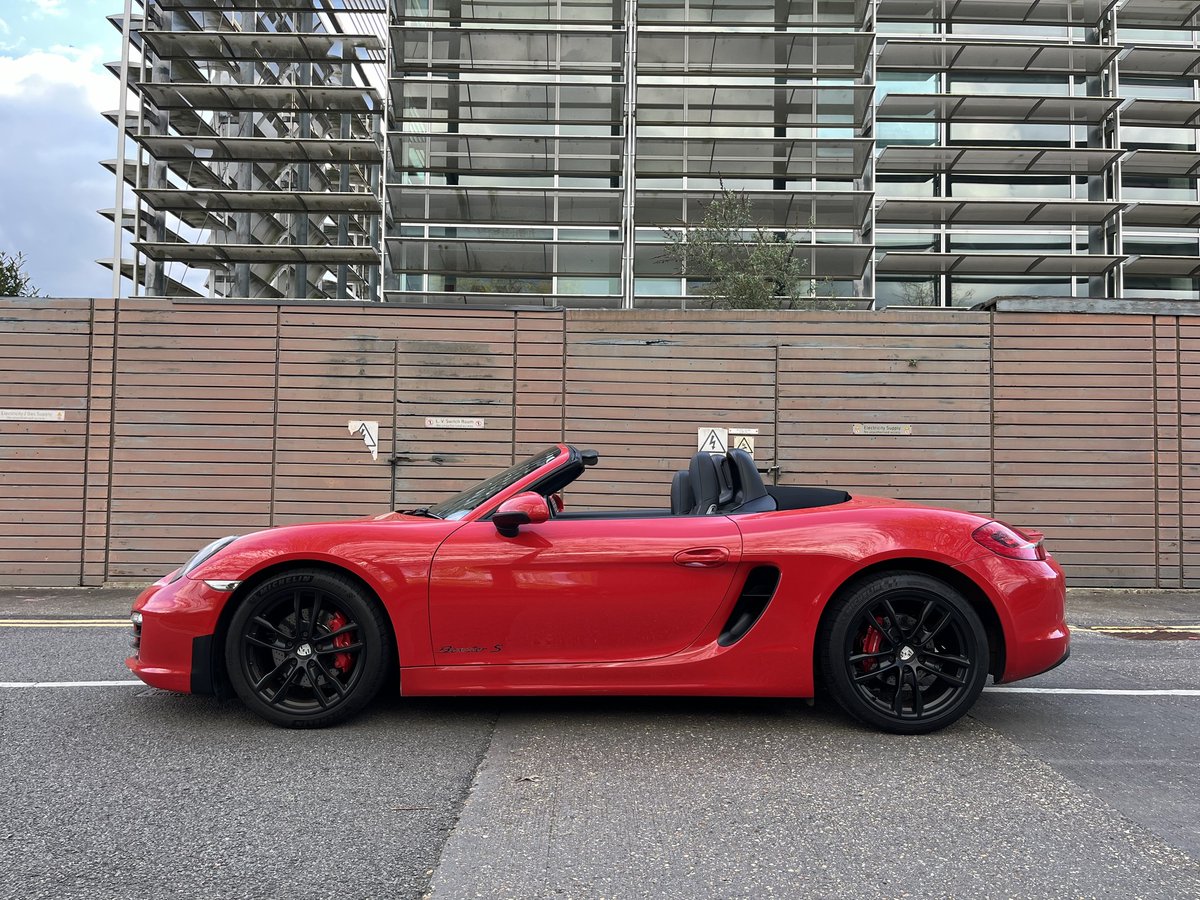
[757,465,782,485]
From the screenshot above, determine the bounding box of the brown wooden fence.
[1,296,1193,588]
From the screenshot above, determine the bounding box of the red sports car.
[127,444,1068,734]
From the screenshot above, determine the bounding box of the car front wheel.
[225,568,391,728]
[819,572,990,735]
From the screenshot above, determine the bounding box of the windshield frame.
[423,444,571,522]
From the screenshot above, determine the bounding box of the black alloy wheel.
[818,572,989,735]
[225,568,391,728]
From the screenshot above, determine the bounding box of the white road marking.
[0,680,143,688]
[0,619,129,628]
[987,687,1200,696]
[1077,625,1199,633]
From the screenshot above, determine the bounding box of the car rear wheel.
[225,568,391,728]
[818,572,989,735]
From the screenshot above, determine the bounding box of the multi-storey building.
[104,0,387,300]
[107,0,1200,307]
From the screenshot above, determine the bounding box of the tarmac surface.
[0,586,1198,899]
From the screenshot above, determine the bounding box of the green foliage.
[0,251,39,298]
[660,189,825,310]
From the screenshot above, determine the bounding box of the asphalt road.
[0,588,1198,899]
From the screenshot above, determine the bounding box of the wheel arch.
[813,557,1006,682]
[205,558,400,699]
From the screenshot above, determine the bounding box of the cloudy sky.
[0,0,121,298]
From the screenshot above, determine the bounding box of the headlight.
[168,535,240,583]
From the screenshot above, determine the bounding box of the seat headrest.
[670,469,694,516]
[689,452,735,515]
[727,448,768,505]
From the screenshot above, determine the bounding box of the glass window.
[877,72,939,99]
[1122,176,1198,202]
[1125,277,1200,298]
[877,176,936,198]
[948,232,1073,252]
[877,231,938,252]
[948,176,1073,199]
[1122,78,1197,101]
[1122,126,1198,152]
[1124,235,1200,257]
[635,278,683,296]
[950,278,1072,306]
[877,278,940,307]
[948,75,1070,97]
[948,122,1070,144]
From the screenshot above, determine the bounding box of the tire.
[818,572,989,735]
[224,568,392,728]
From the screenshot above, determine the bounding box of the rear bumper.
[955,553,1069,684]
[125,576,227,694]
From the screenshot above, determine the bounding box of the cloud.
[30,0,68,16]
[0,46,118,297]
[0,45,115,111]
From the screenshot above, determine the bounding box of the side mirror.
[493,491,550,538]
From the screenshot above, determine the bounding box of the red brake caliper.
[860,618,884,672]
[327,611,354,674]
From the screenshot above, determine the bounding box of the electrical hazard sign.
[731,434,755,456]
[697,427,728,454]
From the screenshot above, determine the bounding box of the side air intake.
[718,565,781,647]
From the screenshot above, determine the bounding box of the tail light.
[972,521,1046,561]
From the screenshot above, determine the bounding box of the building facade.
[108,0,1200,307]
[105,0,387,300]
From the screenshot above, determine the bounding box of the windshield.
[425,446,563,520]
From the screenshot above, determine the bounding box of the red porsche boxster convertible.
[127,444,1068,734]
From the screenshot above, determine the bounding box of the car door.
[427,514,743,665]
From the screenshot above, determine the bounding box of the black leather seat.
[688,452,735,515]
[721,448,777,514]
[670,470,694,515]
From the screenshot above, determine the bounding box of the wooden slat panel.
[388,323,517,509]
[1179,319,1200,587]
[0,298,90,585]
[994,315,1157,587]
[106,301,277,579]
[564,317,777,511]
[273,329,396,523]
[1155,318,1183,587]
[777,323,992,513]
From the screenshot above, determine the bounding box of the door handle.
[674,547,729,568]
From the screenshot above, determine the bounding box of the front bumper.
[126,575,230,694]
[955,553,1069,684]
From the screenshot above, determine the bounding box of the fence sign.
[697,427,729,453]
[0,409,65,422]
[853,423,913,436]
[348,420,379,460]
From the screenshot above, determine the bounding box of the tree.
[660,188,833,309]
[0,251,40,298]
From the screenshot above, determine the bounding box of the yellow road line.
[0,619,130,628]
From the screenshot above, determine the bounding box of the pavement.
[0,587,1198,899]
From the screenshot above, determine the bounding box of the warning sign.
[348,419,380,460]
[697,427,729,454]
[731,434,755,456]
